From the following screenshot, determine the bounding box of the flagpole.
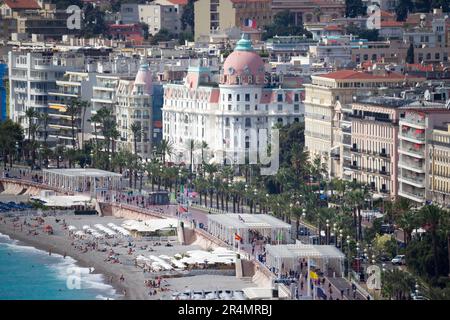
[307,257,311,298]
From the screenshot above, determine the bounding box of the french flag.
[179,204,188,213]
[244,19,256,29]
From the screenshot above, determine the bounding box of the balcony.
[379,169,390,176]
[399,190,425,203]
[399,161,425,174]
[350,147,359,152]
[400,131,425,143]
[398,176,425,188]
[379,152,388,158]
[401,115,426,128]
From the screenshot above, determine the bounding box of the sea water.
[0,233,119,300]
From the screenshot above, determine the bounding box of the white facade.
[116,64,154,159]
[8,50,84,131]
[162,38,304,166]
[120,3,182,35]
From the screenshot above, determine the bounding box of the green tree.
[345,0,366,18]
[0,119,23,168]
[406,43,415,64]
[181,0,195,31]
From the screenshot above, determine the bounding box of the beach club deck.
[42,169,123,194]
[207,214,293,248]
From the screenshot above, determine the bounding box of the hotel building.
[345,97,405,198]
[116,64,154,160]
[303,70,424,178]
[162,36,304,165]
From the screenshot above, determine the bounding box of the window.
[245,118,251,127]
[294,104,299,112]
[236,94,240,101]
[245,93,250,101]
[245,104,250,111]
[294,94,299,102]
[225,118,230,126]
[277,94,283,102]
[278,104,282,111]
[228,104,232,111]
[228,94,232,101]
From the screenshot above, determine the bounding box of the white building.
[47,71,96,148]
[116,64,154,159]
[162,36,304,166]
[397,103,450,204]
[120,2,183,35]
[8,50,84,132]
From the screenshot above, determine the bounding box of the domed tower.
[221,35,265,86]
[133,63,153,95]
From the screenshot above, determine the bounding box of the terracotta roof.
[324,25,343,31]
[166,0,188,4]
[317,70,417,80]
[381,21,404,28]
[209,88,220,103]
[3,0,41,9]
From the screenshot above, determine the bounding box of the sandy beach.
[0,211,251,300]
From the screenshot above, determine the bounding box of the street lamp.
[326,219,330,244]
[346,237,351,280]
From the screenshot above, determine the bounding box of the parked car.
[381,224,395,234]
[391,255,406,265]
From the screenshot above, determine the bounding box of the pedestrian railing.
[191,204,228,214]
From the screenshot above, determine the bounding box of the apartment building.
[194,0,272,40]
[1,0,72,40]
[7,50,85,133]
[271,0,346,24]
[116,64,154,160]
[0,62,7,121]
[429,123,450,207]
[120,2,182,35]
[308,36,354,68]
[47,72,96,148]
[303,69,424,178]
[351,40,450,65]
[162,37,303,165]
[398,103,450,204]
[345,97,405,198]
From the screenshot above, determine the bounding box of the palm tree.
[203,163,218,208]
[395,209,419,245]
[345,188,365,241]
[419,205,444,279]
[54,145,65,168]
[130,122,142,155]
[157,139,174,165]
[200,140,208,165]
[66,99,82,150]
[89,112,103,166]
[25,107,38,141]
[77,100,89,148]
[184,139,196,173]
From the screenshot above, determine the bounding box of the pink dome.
[133,64,153,94]
[221,37,265,85]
